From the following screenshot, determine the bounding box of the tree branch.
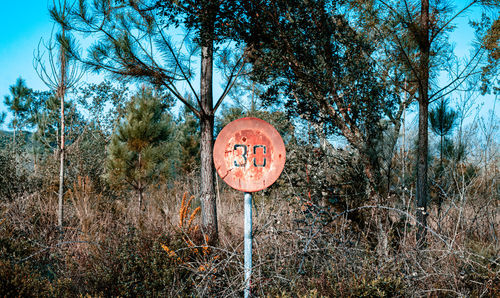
[214,53,246,112]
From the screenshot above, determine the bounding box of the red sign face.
[213,117,286,192]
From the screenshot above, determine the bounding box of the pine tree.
[429,98,457,170]
[347,0,497,248]
[106,87,174,209]
[429,98,456,217]
[3,77,32,147]
[34,0,82,229]
[64,0,247,242]
[176,106,200,175]
[30,92,83,153]
[475,15,499,94]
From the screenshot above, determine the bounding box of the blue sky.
[1,1,53,123]
[0,1,497,132]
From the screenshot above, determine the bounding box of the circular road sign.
[213,117,286,192]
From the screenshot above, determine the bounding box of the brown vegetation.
[0,149,498,296]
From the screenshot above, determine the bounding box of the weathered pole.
[244,192,253,298]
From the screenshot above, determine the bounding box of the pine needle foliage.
[429,98,457,166]
[3,78,32,145]
[175,106,200,175]
[106,87,175,208]
[429,99,457,139]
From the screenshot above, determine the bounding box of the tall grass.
[0,165,498,296]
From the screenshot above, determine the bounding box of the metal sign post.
[213,117,286,297]
[244,192,252,298]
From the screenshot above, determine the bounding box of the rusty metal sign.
[213,117,286,192]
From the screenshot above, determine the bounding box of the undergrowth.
[0,170,498,297]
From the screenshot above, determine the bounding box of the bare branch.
[214,53,246,112]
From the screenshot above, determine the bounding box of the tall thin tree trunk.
[138,153,143,209]
[416,0,430,249]
[200,40,218,243]
[402,83,407,208]
[138,187,143,210]
[440,134,444,169]
[13,112,17,146]
[33,148,38,175]
[416,98,429,247]
[58,134,64,228]
[58,26,67,230]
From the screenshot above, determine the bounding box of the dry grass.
[0,167,498,297]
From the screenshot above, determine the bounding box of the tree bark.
[138,153,143,209]
[57,24,67,230]
[138,187,143,210]
[13,111,17,148]
[416,0,430,249]
[363,159,389,258]
[200,41,218,243]
[58,137,65,228]
[440,134,444,169]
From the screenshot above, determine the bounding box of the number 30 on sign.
[233,144,267,167]
[213,117,286,192]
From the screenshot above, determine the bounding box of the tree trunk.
[138,153,143,209]
[58,138,64,228]
[200,41,218,243]
[13,111,17,148]
[57,26,67,230]
[416,0,430,249]
[138,187,143,210]
[363,159,389,258]
[416,98,429,247]
[440,134,443,169]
